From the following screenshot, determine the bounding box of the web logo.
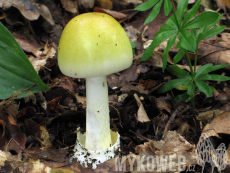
[196,133,227,173]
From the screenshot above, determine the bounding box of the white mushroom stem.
[85,76,112,151]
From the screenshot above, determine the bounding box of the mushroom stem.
[85,76,112,151]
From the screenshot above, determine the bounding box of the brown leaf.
[216,0,230,10]
[0,112,26,153]
[46,97,66,115]
[197,110,223,124]
[144,51,163,68]
[134,131,198,172]
[125,25,140,42]
[94,7,127,20]
[107,64,148,89]
[36,4,55,25]
[75,93,86,108]
[134,93,150,123]
[0,0,54,25]
[139,79,158,90]
[52,76,77,94]
[60,0,78,13]
[202,111,230,134]
[28,42,56,73]
[25,147,69,164]
[0,150,52,173]
[155,96,172,114]
[45,86,77,108]
[16,107,36,120]
[13,29,43,56]
[198,49,230,71]
[78,0,95,9]
[197,33,230,70]
[0,119,6,138]
[121,82,149,94]
[94,0,112,10]
[24,119,52,148]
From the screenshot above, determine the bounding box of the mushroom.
[58,12,133,168]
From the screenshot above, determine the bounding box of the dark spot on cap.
[115,44,117,46]
[97,111,100,113]
[99,35,100,37]
[97,43,98,45]
[75,73,77,76]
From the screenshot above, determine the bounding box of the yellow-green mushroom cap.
[58,12,133,78]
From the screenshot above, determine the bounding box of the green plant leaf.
[195,80,213,97]
[135,0,159,11]
[167,65,191,79]
[144,0,163,25]
[166,16,178,29]
[163,33,177,72]
[155,24,177,37]
[176,0,188,27]
[207,63,229,73]
[186,81,195,102]
[173,48,186,64]
[174,92,188,102]
[210,86,216,92]
[140,26,176,61]
[183,11,220,29]
[195,63,229,78]
[197,32,205,43]
[191,28,197,38]
[199,14,223,34]
[164,0,172,16]
[197,26,225,43]
[177,29,196,52]
[196,74,230,81]
[130,41,135,48]
[195,63,213,78]
[158,78,191,93]
[0,22,49,99]
[175,84,189,90]
[203,26,226,40]
[182,0,202,26]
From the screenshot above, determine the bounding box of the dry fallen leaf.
[125,26,140,42]
[24,119,52,148]
[94,7,127,20]
[75,93,86,108]
[134,93,150,123]
[216,0,230,11]
[0,119,6,138]
[95,0,113,9]
[197,109,223,124]
[0,150,52,173]
[107,64,149,89]
[60,0,78,13]
[0,0,54,25]
[197,112,230,171]
[0,112,26,154]
[28,42,56,73]
[202,111,230,134]
[133,131,198,172]
[78,0,95,9]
